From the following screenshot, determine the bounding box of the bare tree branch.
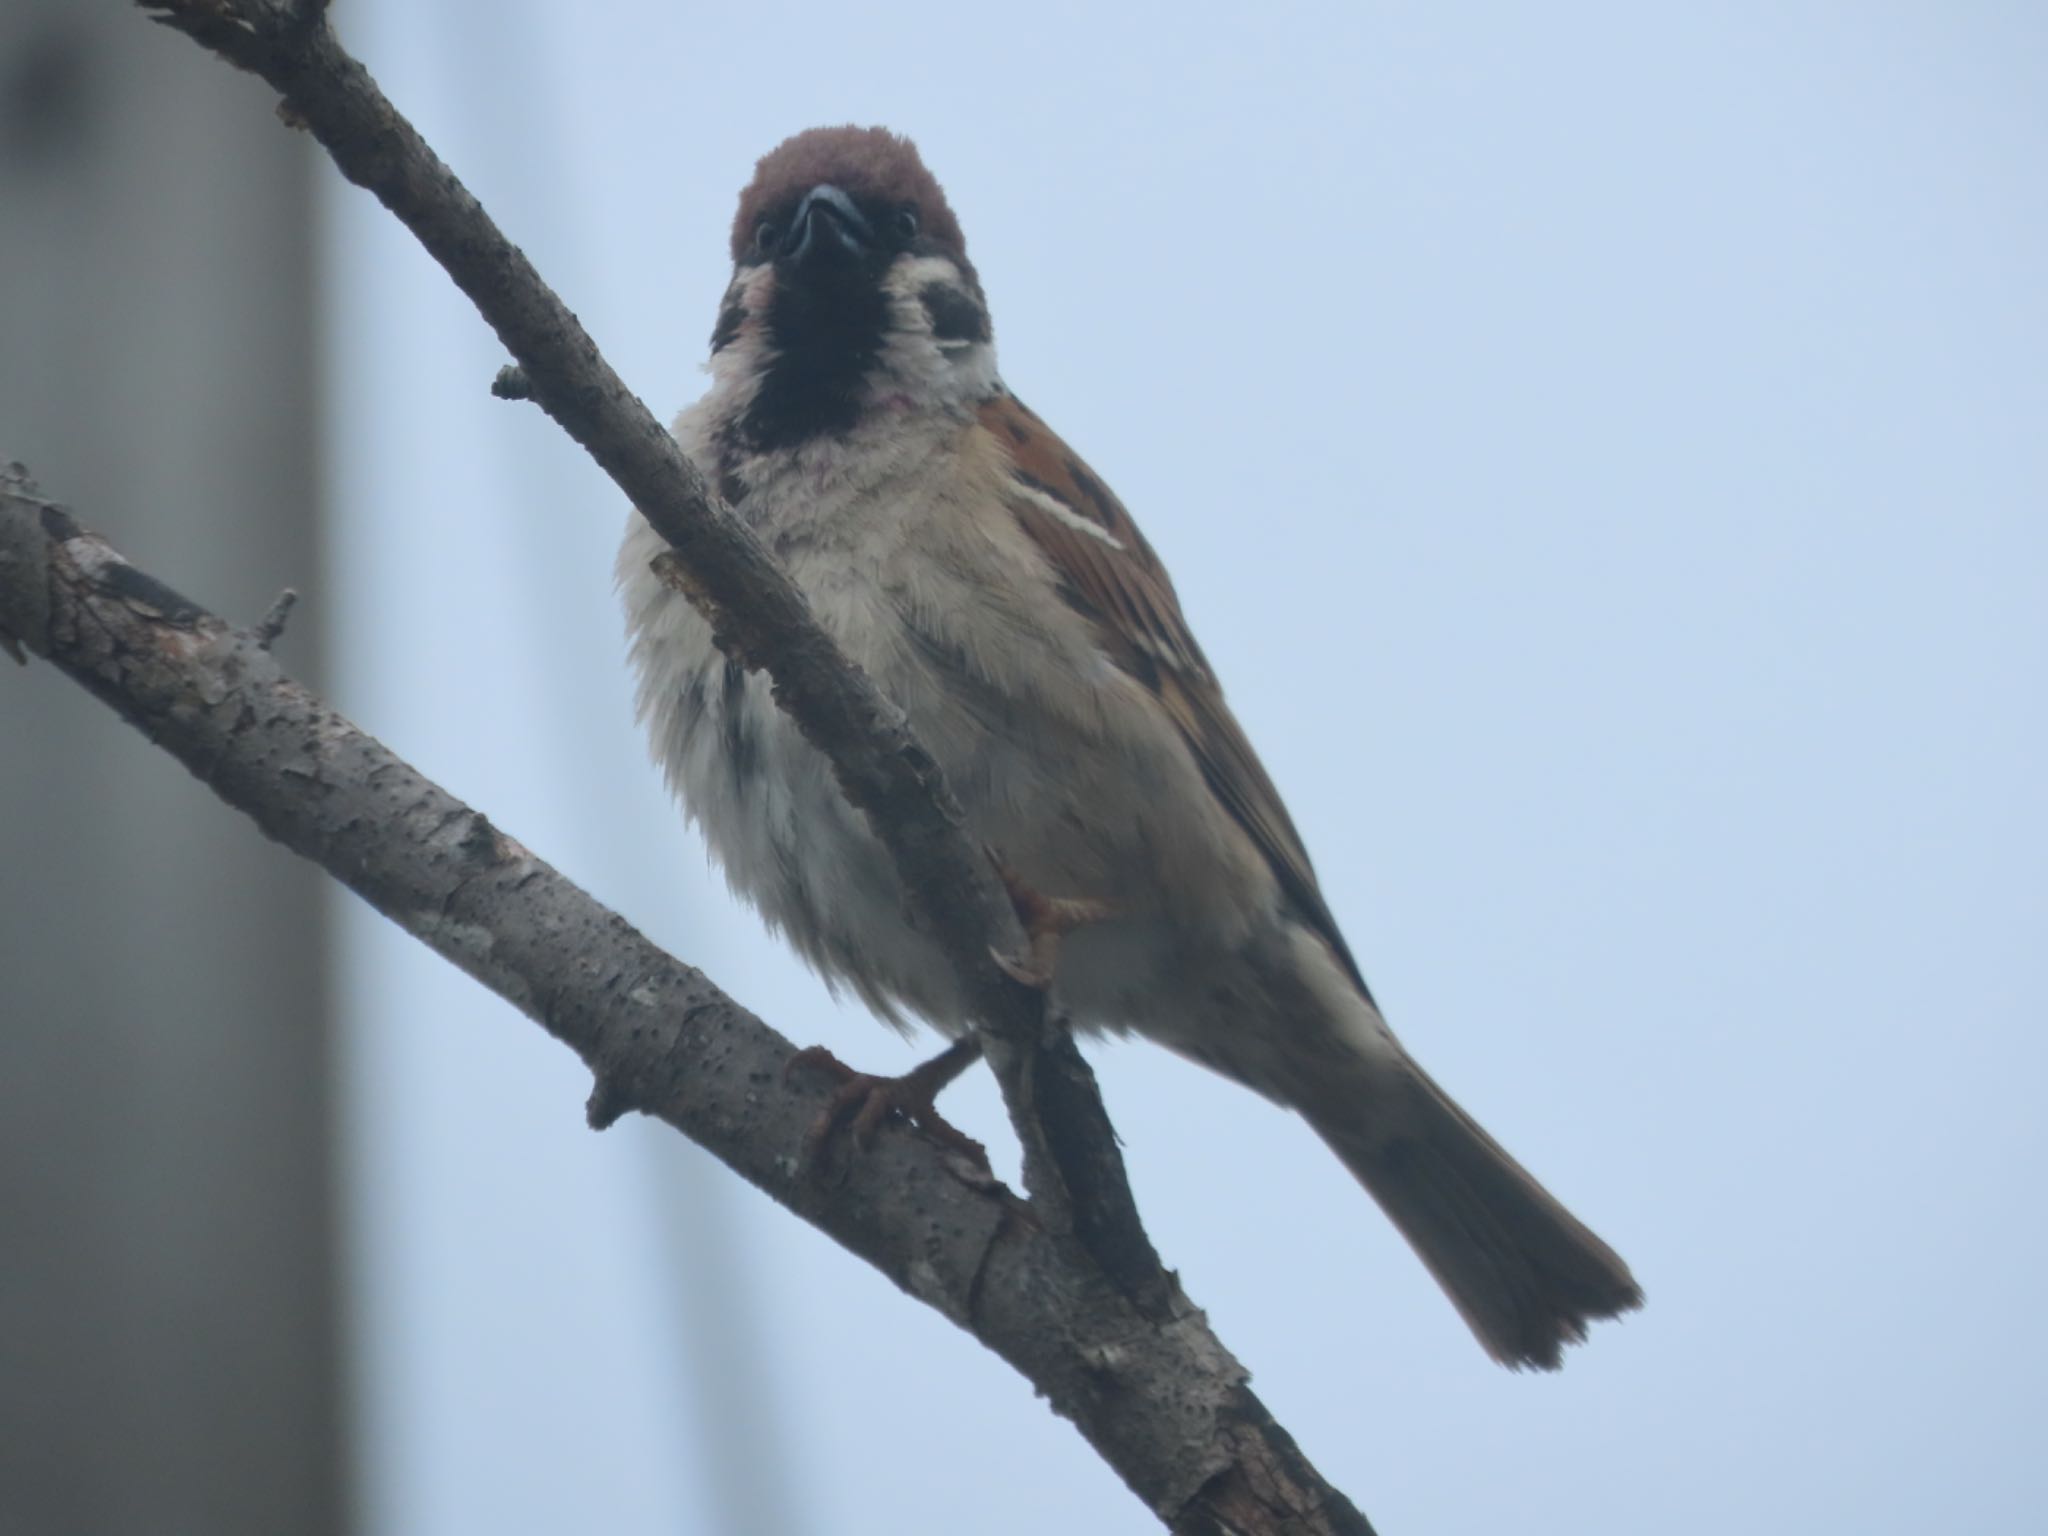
[64,0,1384,1525]
[0,468,1373,1533]
[133,0,1148,1284]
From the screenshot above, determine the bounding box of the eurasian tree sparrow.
[619,126,1642,1368]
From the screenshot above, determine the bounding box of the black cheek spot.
[918,281,990,345]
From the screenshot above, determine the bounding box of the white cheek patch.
[864,252,999,403]
[737,262,776,305]
[1013,480,1126,551]
[714,250,999,412]
[922,338,1002,400]
[885,253,969,295]
[706,263,780,384]
[886,257,986,345]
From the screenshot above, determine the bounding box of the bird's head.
[711,126,995,449]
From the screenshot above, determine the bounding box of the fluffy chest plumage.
[697,396,1132,749]
[619,396,1279,1033]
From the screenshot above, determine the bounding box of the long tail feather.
[1304,1060,1642,1369]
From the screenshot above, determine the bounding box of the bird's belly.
[695,641,1278,1039]
[626,512,1284,1042]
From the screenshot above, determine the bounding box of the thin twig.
[252,587,298,648]
[490,364,533,401]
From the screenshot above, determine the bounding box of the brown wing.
[978,392,1373,1002]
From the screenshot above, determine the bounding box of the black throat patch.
[740,270,890,451]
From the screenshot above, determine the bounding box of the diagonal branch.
[0,468,1373,1534]
[100,2,1372,1527]
[96,0,1384,1526]
[133,0,1136,1281]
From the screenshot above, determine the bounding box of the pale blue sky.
[324,5,2046,1531]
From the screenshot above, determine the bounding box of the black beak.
[782,184,874,269]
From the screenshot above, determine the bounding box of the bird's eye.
[895,206,920,239]
[753,218,777,254]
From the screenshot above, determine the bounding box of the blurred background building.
[0,7,342,1533]
[3,6,2044,1536]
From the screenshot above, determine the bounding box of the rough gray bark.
[0,468,1373,1534]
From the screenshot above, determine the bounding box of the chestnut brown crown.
[730,126,967,266]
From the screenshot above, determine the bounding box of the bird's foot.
[784,1035,988,1173]
[986,850,1116,989]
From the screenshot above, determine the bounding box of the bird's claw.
[784,1044,991,1173]
[986,848,1116,989]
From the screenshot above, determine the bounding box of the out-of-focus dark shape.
[0,6,346,1534]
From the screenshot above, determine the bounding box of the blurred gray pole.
[0,8,346,1536]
